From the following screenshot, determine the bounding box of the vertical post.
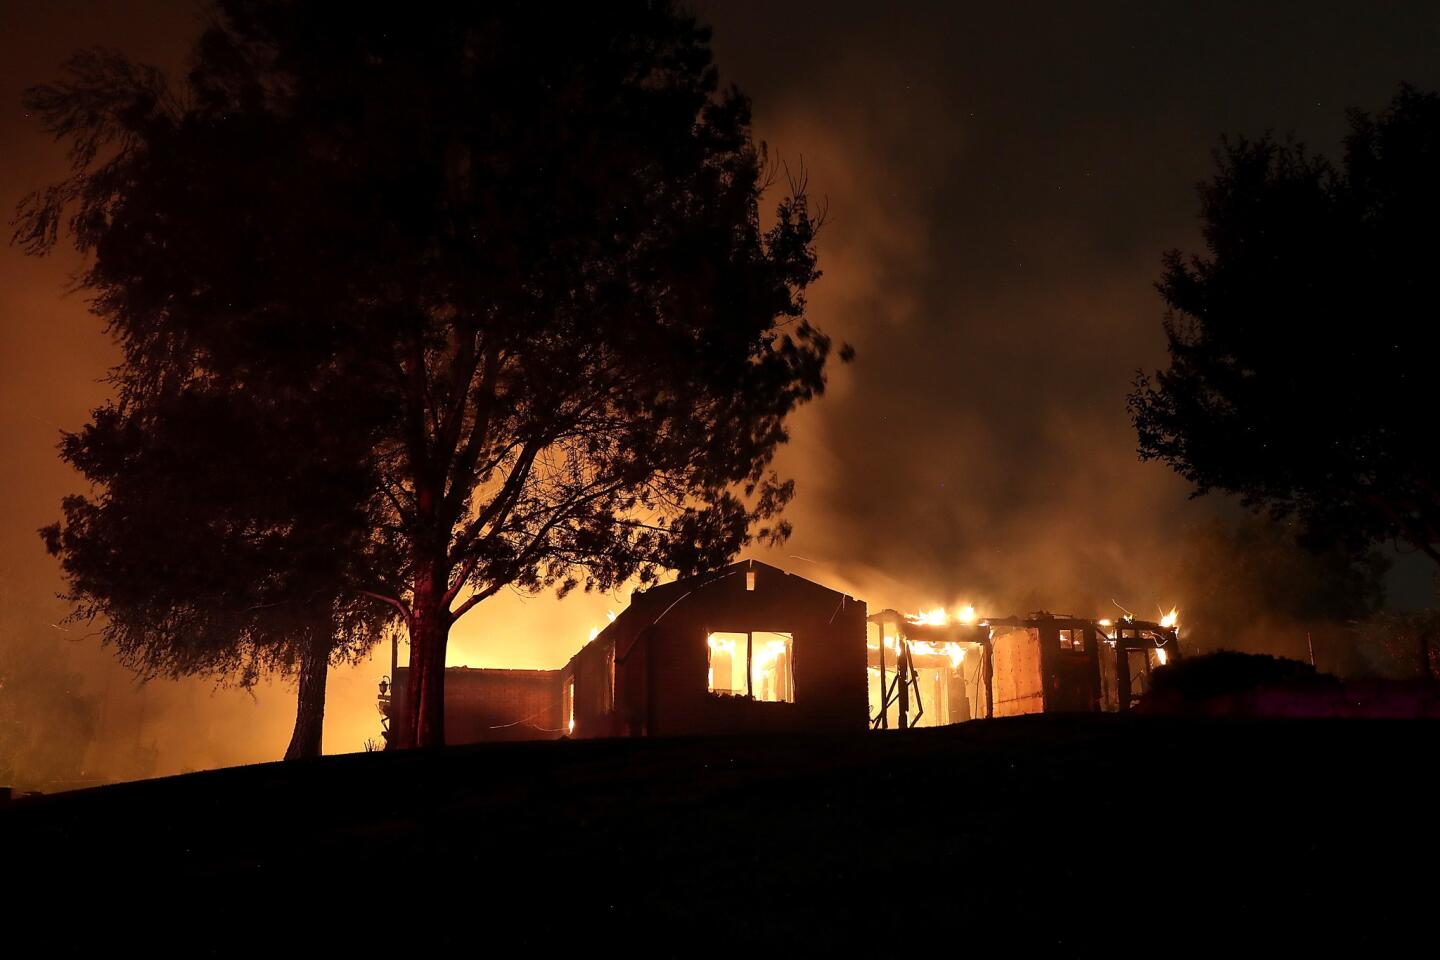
[745,630,753,698]
[983,637,995,719]
[896,635,910,730]
[1115,633,1132,713]
[390,628,399,695]
[877,621,888,729]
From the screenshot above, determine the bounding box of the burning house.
[383,560,869,744]
[560,560,868,737]
[867,608,1181,729]
[381,561,1181,745]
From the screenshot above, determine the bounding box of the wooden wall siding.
[990,627,1046,717]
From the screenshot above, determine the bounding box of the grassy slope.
[2,714,1434,952]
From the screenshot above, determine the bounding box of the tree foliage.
[19,36,398,757]
[41,389,383,685]
[20,1,844,747]
[1130,85,1440,567]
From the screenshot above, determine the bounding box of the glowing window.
[750,632,794,703]
[707,632,748,696]
[1059,628,1085,652]
[746,570,756,591]
[707,631,795,703]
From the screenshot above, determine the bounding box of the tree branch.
[451,435,543,559]
[441,344,501,519]
[443,557,476,609]
[358,588,412,627]
[448,479,626,624]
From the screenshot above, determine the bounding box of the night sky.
[3,1,1438,777]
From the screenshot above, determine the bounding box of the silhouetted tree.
[18,1,842,748]
[38,382,389,760]
[1130,85,1440,572]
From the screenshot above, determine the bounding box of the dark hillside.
[3,715,1432,953]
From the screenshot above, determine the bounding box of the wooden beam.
[983,639,995,719]
[897,639,910,730]
[877,621,888,729]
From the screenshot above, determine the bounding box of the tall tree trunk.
[401,556,451,748]
[284,632,329,761]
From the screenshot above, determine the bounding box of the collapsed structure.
[381,559,1180,745]
[866,607,1180,729]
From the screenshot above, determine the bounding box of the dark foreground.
[2,714,1434,953]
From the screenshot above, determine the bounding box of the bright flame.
[908,607,948,626]
[585,611,618,646]
[750,636,792,701]
[1159,607,1179,630]
[1156,647,1170,666]
[707,634,736,653]
[908,640,967,668]
[906,604,976,627]
[753,638,788,671]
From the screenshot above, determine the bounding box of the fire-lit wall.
[390,666,564,743]
[566,633,617,737]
